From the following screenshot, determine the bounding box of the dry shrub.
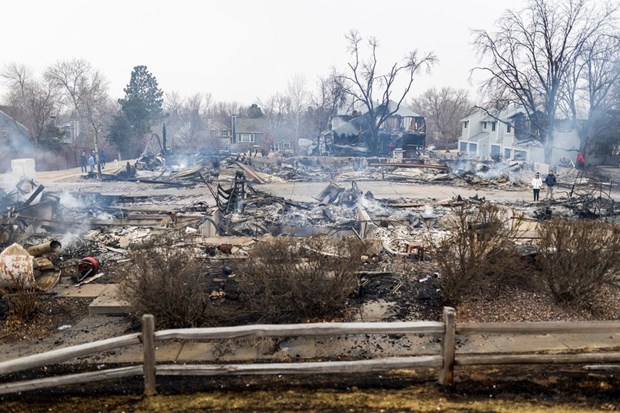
[117,237,225,329]
[0,287,38,324]
[0,268,39,323]
[426,203,524,305]
[537,218,620,303]
[235,235,365,323]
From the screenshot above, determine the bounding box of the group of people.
[530,151,585,201]
[79,150,106,174]
[531,170,556,201]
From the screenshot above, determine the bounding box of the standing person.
[531,172,543,201]
[79,151,87,173]
[99,149,106,169]
[576,152,585,170]
[88,152,95,173]
[544,170,557,200]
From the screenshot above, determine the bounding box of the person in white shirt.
[531,172,543,201]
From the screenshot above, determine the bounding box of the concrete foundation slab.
[88,284,133,315]
[469,334,570,353]
[54,283,109,298]
[556,333,620,351]
[176,342,216,362]
[354,300,396,322]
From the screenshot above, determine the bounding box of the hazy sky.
[1,0,527,105]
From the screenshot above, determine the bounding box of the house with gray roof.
[231,117,270,153]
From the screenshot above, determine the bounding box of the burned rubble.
[0,151,619,331]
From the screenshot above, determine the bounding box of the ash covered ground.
[1,154,620,410]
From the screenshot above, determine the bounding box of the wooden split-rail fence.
[2,307,620,396]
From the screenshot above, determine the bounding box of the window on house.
[507,123,512,133]
[238,133,255,143]
[0,129,8,139]
[459,142,467,152]
[491,122,496,131]
[463,120,469,129]
[469,143,477,153]
[482,121,487,130]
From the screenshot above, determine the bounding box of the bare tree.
[1,63,60,147]
[207,101,243,129]
[309,70,348,142]
[45,59,112,174]
[472,0,617,163]
[186,94,212,149]
[562,33,620,155]
[80,71,114,169]
[260,93,291,131]
[410,87,474,151]
[164,92,214,150]
[164,91,184,121]
[286,74,309,147]
[44,59,91,121]
[341,30,436,153]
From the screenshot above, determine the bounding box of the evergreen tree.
[107,112,137,159]
[247,103,265,118]
[118,65,164,135]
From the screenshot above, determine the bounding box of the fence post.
[438,306,456,385]
[142,314,157,396]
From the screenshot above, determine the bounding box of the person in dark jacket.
[79,151,87,173]
[544,170,557,200]
[99,149,106,169]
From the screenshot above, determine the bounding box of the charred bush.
[537,219,620,303]
[426,203,524,305]
[0,264,40,323]
[116,236,234,329]
[0,287,38,324]
[235,235,365,323]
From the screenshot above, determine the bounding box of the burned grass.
[2,365,620,412]
[0,295,91,344]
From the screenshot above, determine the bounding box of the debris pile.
[565,180,618,219]
[0,178,60,245]
[0,154,617,300]
[0,240,61,291]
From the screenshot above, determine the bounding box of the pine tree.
[118,65,164,135]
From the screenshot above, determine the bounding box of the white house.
[458,107,581,165]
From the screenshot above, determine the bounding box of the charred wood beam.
[235,162,266,184]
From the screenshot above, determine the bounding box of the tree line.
[1,0,619,162]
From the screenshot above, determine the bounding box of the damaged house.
[0,108,34,171]
[326,100,426,158]
[458,107,581,164]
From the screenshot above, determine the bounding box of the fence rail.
[1,307,620,395]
